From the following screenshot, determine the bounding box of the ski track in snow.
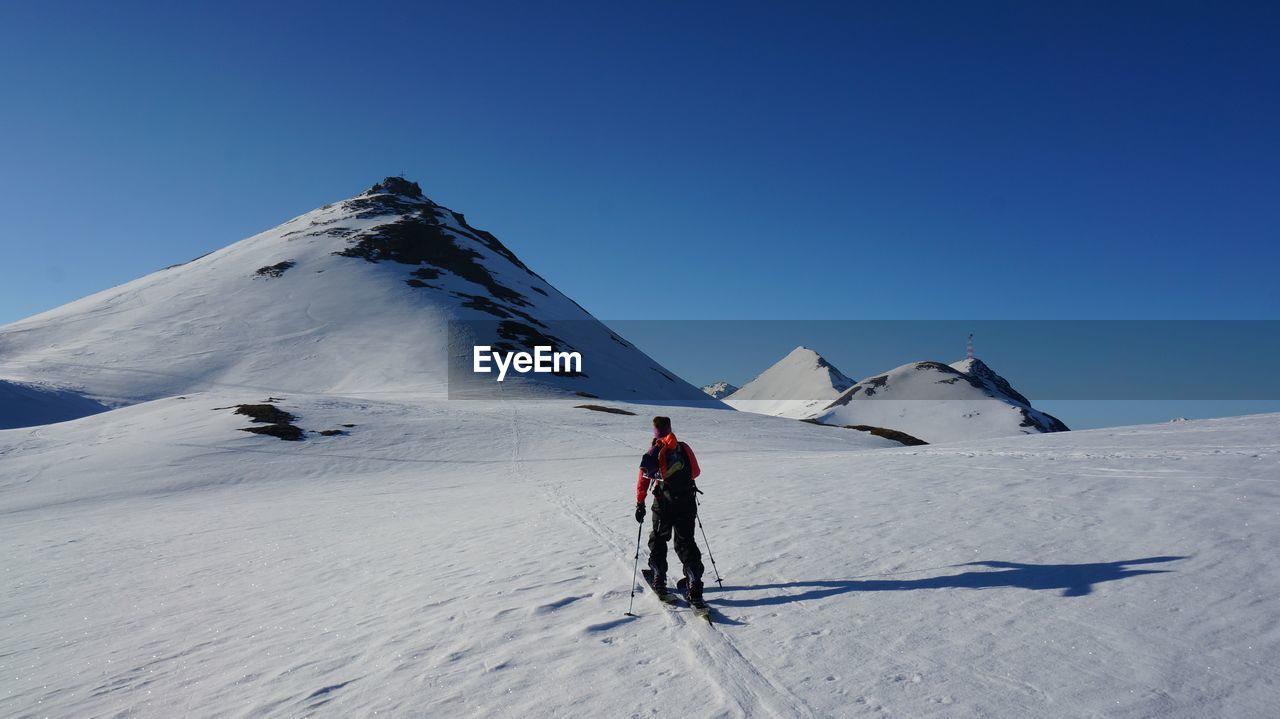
[507,402,817,718]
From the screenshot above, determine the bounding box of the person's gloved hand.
[635,502,646,523]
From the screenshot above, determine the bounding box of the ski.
[640,569,679,607]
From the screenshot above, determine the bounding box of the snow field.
[3,398,1277,717]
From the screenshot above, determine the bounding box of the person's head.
[652,416,672,438]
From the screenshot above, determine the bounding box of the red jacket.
[636,432,700,503]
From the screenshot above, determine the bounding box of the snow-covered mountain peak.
[724,346,856,418]
[0,178,715,415]
[757,345,849,383]
[363,176,426,198]
[781,345,833,369]
[811,357,1068,443]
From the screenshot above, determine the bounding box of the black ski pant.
[647,495,704,583]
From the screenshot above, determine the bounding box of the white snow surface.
[0,181,712,409]
[726,347,855,419]
[3,397,1277,718]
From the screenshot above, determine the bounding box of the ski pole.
[625,475,655,616]
[625,520,643,616]
[694,492,724,588]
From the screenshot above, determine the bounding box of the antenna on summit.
[966,333,974,360]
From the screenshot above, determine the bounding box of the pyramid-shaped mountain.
[725,346,856,418]
[0,177,712,415]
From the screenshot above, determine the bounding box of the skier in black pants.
[635,416,705,606]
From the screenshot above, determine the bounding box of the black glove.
[635,502,646,524]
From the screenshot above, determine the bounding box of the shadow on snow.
[709,556,1187,606]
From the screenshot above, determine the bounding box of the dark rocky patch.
[574,391,599,399]
[454,293,545,326]
[406,266,441,288]
[825,374,889,407]
[255,261,295,278]
[575,404,636,415]
[341,423,356,428]
[963,358,1033,406]
[342,194,430,219]
[368,176,423,197]
[335,209,530,307]
[232,404,305,441]
[843,424,928,446]
[448,210,533,273]
[915,361,985,391]
[864,375,889,393]
[799,418,927,446]
[318,429,348,436]
[234,404,296,424]
[296,217,341,232]
[651,368,676,383]
[1019,407,1070,433]
[531,286,549,296]
[494,319,561,349]
[317,227,357,238]
[242,424,305,441]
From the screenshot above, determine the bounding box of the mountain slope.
[0,178,712,414]
[725,346,855,418]
[813,358,1068,443]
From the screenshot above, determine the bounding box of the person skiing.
[635,415,706,607]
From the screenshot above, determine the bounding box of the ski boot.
[641,569,675,604]
[677,575,710,620]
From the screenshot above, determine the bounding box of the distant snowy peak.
[811,357,1068,443]
[701,382,739,399]
[0,176,714,409]
[724,346,856,418]
[729,346,855,400]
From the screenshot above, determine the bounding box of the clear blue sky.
[1,2,1277,426]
